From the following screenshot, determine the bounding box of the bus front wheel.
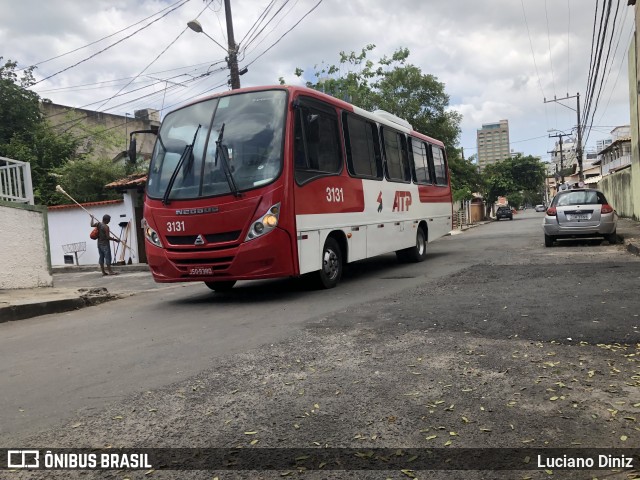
[316,237,343,289]
[204,280,237,292]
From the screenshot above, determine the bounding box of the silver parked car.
[543,189,618,247]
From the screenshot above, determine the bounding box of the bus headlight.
[142,218,163,248]
[245,203,280,241]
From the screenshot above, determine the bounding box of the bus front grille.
[166,230,241,246]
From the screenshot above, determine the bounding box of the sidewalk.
[2,217,640,323]
[0,264,181,323]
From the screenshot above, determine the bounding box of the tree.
[2,122,80,205]
[0,58,129,205]
[285,45,476,206]
[481,155,546,216]
[53,158,126,204]
[0,58,41,146]
[286,45,462,161]
[449,154,481,203]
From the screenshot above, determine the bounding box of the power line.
[544,0,557,99]
[582,0,612,142]
[566,0,570,96]
[245,0,323,68]
[32,0,193,86]
[520,0,546,100]
[19,0,190,72]
[596,8,633,125]
[583,0,620,147]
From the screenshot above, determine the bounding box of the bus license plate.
[189,267,213,276]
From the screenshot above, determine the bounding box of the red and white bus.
[142,85,452,290]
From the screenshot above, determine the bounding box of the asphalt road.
[2,211,640,480]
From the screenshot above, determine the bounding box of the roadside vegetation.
[0,57,134,205]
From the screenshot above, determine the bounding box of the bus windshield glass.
[147,90,287,200]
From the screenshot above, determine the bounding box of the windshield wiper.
[214,123,240,197]
[162,124,201,205]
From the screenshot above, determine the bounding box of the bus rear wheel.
[204,280,237,292]
[396,228,427,263]
[316,237,343,289]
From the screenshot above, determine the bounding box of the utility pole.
[224,0,241,90]
[544,94,583,182]
[548,132,571,184]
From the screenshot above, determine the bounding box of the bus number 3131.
[326,187,344,203]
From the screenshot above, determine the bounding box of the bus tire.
[204,280,236,292]
[398,228,427,263]
[316,237,342,289]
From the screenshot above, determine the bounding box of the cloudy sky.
[1,0,635,162]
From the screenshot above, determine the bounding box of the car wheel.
[204,280,236,292]
[606,231,618,244]
[316,237,342,289]
[399,227,428,263]
[544,234,554,247]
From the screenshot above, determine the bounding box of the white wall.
[48,198,141,266]
[0,203,53,288]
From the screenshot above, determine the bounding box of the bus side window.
[432,145,448,186]
[343,112,382,179]
[382,128,411,183]
[294,102,342,184]
[411,138,432,185]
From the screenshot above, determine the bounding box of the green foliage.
[0,58,41,146]
[2,122,80,205]
[288,45,461,159]
[507,192,524,209]
[481,154,546,211]
[53,158,126,204]
[449,154,481,202]
[0,58,129,205]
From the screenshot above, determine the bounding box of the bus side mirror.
[128,136,137,163]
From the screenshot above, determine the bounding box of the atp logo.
[392,191,412,212]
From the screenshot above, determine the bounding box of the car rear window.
[554,191,606,206]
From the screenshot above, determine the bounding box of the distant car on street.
[543,188,617,247]
[496,206,513,221]
[535,204,546,212]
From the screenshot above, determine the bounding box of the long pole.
[55,185,133,252]
[576,93,584,182]
[544,94,583,182]
[224,0,241,90]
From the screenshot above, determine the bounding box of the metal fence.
[0,156,34,205]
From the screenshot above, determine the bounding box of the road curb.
[0,293,115,323]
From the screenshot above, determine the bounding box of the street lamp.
[187,20,228,52]
[187,8,244,90]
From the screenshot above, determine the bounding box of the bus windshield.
[146,90,287,201]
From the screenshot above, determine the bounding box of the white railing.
[0,156,34,205]
[601,154,631,176]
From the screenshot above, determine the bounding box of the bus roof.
[174,84,446,148]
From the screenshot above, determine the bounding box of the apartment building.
[476,119,510,169]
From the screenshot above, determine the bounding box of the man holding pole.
[91,214,120,276]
